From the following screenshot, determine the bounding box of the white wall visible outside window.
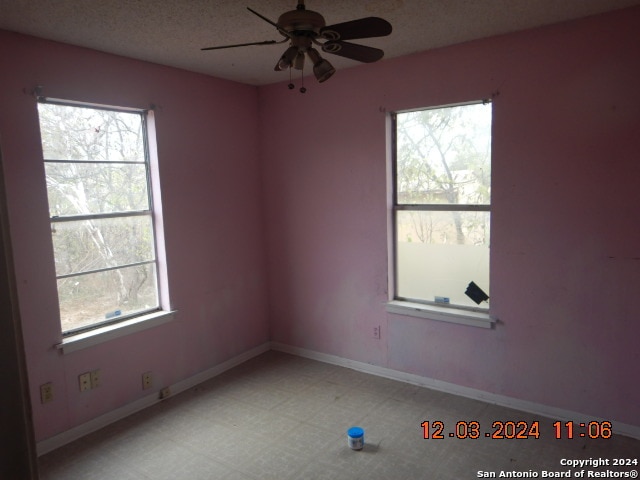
[37,100,165,336]
[392,102,492,311]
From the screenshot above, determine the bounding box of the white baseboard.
[270,342,640,440]
[36,342,271,456]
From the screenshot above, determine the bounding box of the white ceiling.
[1,0,638,86]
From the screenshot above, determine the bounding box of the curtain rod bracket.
[27,85,44,99]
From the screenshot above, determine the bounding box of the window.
[392,101,492,311]
[37,100,164,336]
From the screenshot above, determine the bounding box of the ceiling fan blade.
[321,41,384,63]
[247,7,290,37]
[320,17,392,41]
[201,40,278,51]
[246,7,279,29]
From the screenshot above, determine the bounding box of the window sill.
[56,310,177,354]
[386,300,495,329]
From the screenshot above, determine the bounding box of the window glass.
[394,102,491,309]
[396,211,490,306]
[396,104,491,205]
[38,102,161,334]
[44,163,149,216]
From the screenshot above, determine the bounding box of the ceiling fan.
[202,0,392,90]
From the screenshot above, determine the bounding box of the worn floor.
[39,350,640,479]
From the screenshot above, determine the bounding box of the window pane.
[38,100,163,335]
[45,162,149,216]
[396,103,491,205]
[396,210,490,307]
[38,103,145,162]
[57,264,159,333]
[52,215,155,277]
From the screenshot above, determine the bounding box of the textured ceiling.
[1,0,638,86]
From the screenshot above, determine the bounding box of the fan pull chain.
[300,61,306,93]
[285,63,307,93]
[288,67,294,90]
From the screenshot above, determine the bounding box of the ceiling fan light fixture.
[308,48,336,83]
[275,46,299,71]
[313,59,335,83]
[202,2,392,86]
[293,51,306,70]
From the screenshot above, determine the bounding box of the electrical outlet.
[142,372,153,390]
[159,387,171,399]
[373,326,381,339]
[79,372,92,392]
[40,382,53,403]
[90,369,101,389]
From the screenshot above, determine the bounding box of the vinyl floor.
[38,350,640,479]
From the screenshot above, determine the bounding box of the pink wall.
[0,31,269,442]
[1,5,639,445]
[260,6,640,428]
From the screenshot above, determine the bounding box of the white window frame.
[37,97,174,350]
[386,101,496,328]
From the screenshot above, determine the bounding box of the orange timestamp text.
[421,420,613,440]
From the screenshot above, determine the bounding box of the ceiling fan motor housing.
[277,9,326,35]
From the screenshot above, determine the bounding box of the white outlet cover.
[79,373,92,392]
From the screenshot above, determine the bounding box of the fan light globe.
[275,46,299,71]
[307,48,336,83]
[313,60,335,82]
[294,51,306,70]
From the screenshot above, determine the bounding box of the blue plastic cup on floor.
[347,426,364,450]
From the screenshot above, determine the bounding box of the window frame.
[388,101,495,328]
[37,97,169,339]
